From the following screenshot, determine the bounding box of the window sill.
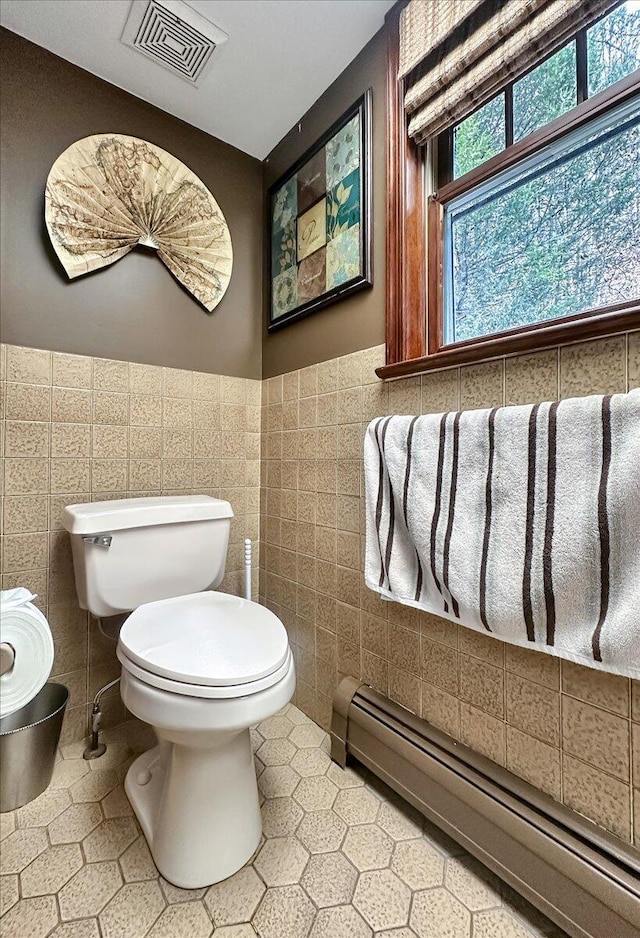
[376,302,640,380]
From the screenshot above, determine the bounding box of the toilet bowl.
[116,590,295,888]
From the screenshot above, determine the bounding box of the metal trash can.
[0,682,68,812]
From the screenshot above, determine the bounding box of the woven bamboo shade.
[400,0,619,145]
[45,134,233,313]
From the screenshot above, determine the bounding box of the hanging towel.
[364,389,640,678]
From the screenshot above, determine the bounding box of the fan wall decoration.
[45,134,233,312]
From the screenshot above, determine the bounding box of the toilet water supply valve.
[83,539,255,760]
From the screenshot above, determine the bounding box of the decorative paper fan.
[45,134,233,312]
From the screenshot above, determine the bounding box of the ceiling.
[0,0,394,159]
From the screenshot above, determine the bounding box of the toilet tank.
[62,496,233,617]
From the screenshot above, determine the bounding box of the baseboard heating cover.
[331,677,640,938]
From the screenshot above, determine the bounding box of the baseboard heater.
[331,678,640,938]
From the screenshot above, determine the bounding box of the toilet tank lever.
[83,534,113,548]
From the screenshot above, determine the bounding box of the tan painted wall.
[259,332,640,846]
[0,343,261,742]
[262,28,387,379]
[0,29,263,380]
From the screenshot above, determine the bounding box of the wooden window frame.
[379,3,640,381]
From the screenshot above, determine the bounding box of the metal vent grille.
[121,0,228,85]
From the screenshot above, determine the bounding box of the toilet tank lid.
[62,495,233,534]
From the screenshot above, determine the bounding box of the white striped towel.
[364,389,640,678]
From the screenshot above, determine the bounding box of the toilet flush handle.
[83,534,113,548]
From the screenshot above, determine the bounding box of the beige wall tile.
[562,696,629,781]
[50,459,90,495]
[561,661,629,715]
[6,384,51,422]
[506,726,561,799]
[338,353,362,390]
[52,388,90,424]
[3,532,48,572]
[459,361,504,410]
[192,371,220,401]
[632,681,640,723]
[317,359,337,395]
[4,421,49,458]
[299,365,318,399]
[92,392,128,426]
[562,754,630,840]
[92,426,128,459]
[421,639,458,695]
[5,458,49,495]
[51,424,91,459]
[506,672,559,746]
[52,352,92,389]
[163,429,193,459]
[91,460,128,492]
[129,395,162,427]
[505,350,558,406]
[460,654,504,719]
[4,496,48,535]
[560,336,626,398]
[49,494,89,532]
[6,346,51,385]
[460,703,505,765]
[389,377,420,414]
[421,369,459,414]
[421,682,460,738]
[129,427,162,458]
[628,331,640,390]
[458,628,504,668]
[505,644,559,689]
[419,611,458,648]
[389,665,421,714]
[93,358,129,393]
[162,367,192,399]
[129,362,162,396]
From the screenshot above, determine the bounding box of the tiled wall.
[0,343,261,743]
[259,331,640,846]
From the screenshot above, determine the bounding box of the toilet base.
[125,728,262,888]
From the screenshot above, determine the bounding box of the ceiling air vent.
[121,0,228,85]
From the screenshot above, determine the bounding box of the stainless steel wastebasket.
[0,682,68,811]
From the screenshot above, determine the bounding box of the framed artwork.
[268,89,372,331]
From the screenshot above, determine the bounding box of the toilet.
[63,496,295,888]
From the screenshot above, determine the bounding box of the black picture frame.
[267,89,373,332]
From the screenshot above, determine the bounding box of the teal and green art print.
[268,91,372,330]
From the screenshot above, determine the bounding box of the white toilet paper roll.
[0,592,54,719]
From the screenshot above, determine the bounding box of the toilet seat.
[117,591,291,699]
[117,644,293,699]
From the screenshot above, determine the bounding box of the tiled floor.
[0,705,568,938]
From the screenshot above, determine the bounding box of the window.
[382,2,640,378]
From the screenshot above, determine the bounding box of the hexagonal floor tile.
[354,868,412,932]
[213,926,257,937]
[0,895,58,938]
[101,784,134,819]
[0,827,48,874]
[119,836,158,883]
[376,801,423,841]
[293,775,338,811]
[333,787,380,825]
[16,788,71,828]
[296,810,347,854]
[258,715,294,739]
[472,908,539,938]
[0,811,16,841]
[48,802,102,844]
[258,765,300,799]
[58,861,122,920]
[99,880,165,938]
[86,741,132,773]
[0,873,19,917]
[289,724,327,749]
[375,929,419,938]
[20,843,83,897]
[341,824,394,871]
[285,704,312,725]
[445,856,502,911]
[326,762,365,790]
[410,887,471,938]
[300,852,358,908]
[83,816,138,862]
[50,758,90,790]
[71,768,119,803]
[48,920,101,938]
[252,884,316,938]
[309,904,372,938]
[256,738,296,766]
[260,797,304,838]
[146,900,213,937]
[205,866,265,926]
[290,748,331,778]
[391,838,444,891]
[160,877,207,904]
[254,836,309,887]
